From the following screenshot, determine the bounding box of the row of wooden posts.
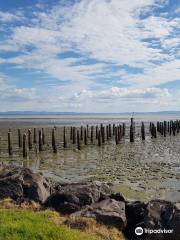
[4,119,180,158]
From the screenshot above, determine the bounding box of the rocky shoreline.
[0,164,179,240]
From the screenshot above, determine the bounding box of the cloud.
[0,0,179,111]
[0,11,24,22]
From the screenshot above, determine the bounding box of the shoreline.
[0,164,179,240]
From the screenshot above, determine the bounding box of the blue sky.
[0,0,179,112]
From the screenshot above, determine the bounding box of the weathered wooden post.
[39,130,43,152]
[152,124,157,138]
[42,128,45,145]
[84,128,87,145]
[164,121,167,137]
[130,118,135,143]
[87,125,89,138]
[28,129,32,150]
[115,126,118,145]
[170,121,172,135]
[77,130,81,150]
[91,126,94,143]
[122,123,125,136]
[109,124,111,138]
[63,126,67,148]
[0,136,1,155]
[52,128,57,153]
[70,126,73,140]
[141,122,145,140]
[33,128,37,144]
[118,125,121,142]
[73,127,76,144]
[106,125,109,141]
[102,126,105,143]
[80,126,83,141]
[167,122,170,133]
[130,124,134,142]
[18,129,22,148]
[96,125,98,139]
[98,129,101,146]
[8,131,12,156]
[23,133,28,158]
[113,124,115,136]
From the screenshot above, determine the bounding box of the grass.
[0,209,99,240]
[0,199,125,240]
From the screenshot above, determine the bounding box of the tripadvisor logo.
[135,227,143,235]
[135,227,173,235]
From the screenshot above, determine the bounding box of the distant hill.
[0,111,180,115]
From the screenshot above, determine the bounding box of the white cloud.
[0,0,179,111]
[0,11,24,22]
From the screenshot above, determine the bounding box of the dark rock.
[72,198,127,230]
[0,165,51,203]
[0,179,23,201]
[45,182,113,214]
[109,192,125,202]
[124,201,147,239]
[124,200,180,240]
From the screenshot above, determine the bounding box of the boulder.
[124,200,180,240]
[45,182,113,214]
[0,165,51,203]
[72,198,127,230]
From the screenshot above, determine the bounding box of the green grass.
[0,209,99,240]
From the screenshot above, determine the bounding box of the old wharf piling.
[1,118,180,158]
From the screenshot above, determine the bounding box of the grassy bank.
[0,199,125,240]
[0,209,99,240]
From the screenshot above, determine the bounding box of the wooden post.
[98,129,101,146]
[91,126,94,143]
[42,128,45,145]
[52,128,57,153]
[113,124,115,135]
[109,124,111,138]
[72,127,76,144]
[23,133,28,158]
[130,124,134,143]
[122,123,125,136]
[80,126,83,141]
[70,126,73,140]
[8,131,12,156]
[63,126,67,148]
[141,122,145,140]
[115,126,118,145]
[28,129,32,150]
[164,121,166,137]
[106,125,109,141]
[18,129,22,148]
[77,130,81,150]
[33,128,37,144]
[84,128,87,145]
[87,125,89,138]
[96,125,98,139]
[102,126,105,143]
[39,130,43,152]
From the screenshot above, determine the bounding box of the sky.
[0,0,179,112]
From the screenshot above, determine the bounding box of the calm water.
[0,113,180,202]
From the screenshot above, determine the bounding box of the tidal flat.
[0,115,179,202]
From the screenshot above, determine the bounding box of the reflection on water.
[0,114,180,202]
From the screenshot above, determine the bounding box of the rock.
[72,198,127,230]
[124,201,147,239]
[109,192,125,202]
[124,200,180,240]
[0,165,51,203]
[45,182,113,214]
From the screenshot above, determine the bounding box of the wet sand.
[0,116,179,202]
